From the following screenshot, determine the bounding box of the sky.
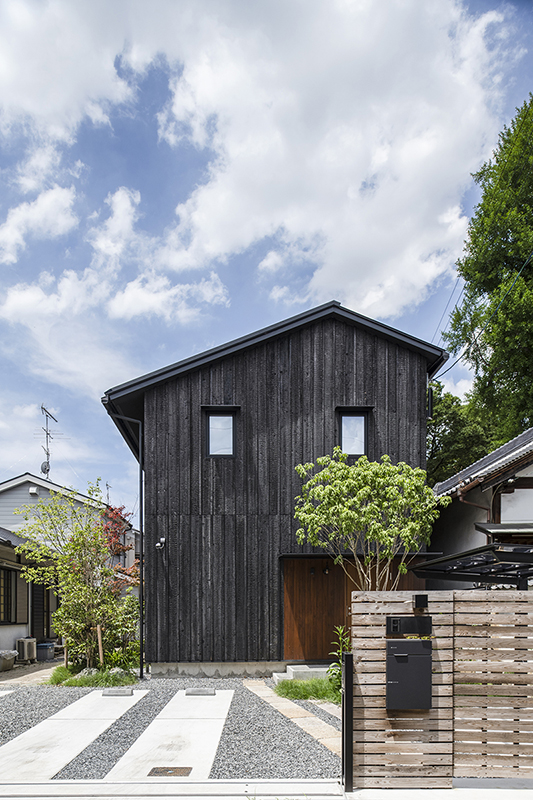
[0,0,532,520]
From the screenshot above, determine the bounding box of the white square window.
[208,415,234,455]
[341,415,365,455]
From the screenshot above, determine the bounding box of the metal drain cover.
[148,767,192,777]
[185,687,216,695]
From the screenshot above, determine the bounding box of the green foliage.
[15,481,139,669]
[446,94,533,446]
[274,677,341,704]
[426,382,490,486]
[295,448,450,590]
[48,665,137,687]
[327,624,352,692]
[48,666,73,685]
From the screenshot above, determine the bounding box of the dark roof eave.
[102,301,448,405]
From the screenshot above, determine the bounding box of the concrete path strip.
[0,780,523,799]
[0,689,148,781]
[104,689,234,782]
[243,680,341,757]
[0,778,343,798]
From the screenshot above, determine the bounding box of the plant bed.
[274,677,340,704]
[48,665,137,687]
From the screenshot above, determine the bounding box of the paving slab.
[104,689,234,782]
[244,680,341,757]
[0,689,148,781]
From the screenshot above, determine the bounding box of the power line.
[431,276,461,344]
[434,250,533,381]
[432,97,533,379]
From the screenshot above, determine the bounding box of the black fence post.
[342,651,354,793]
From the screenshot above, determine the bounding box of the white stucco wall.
[501,464,533,521]
[0,624,29,651]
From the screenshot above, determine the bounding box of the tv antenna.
[39,405,58,479]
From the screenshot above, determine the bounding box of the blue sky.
[0,0,532,519]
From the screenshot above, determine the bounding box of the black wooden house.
[103,301,446,673]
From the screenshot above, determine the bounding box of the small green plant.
[48,665,137,687]
[327,624,352,692]
[275,677,341,704]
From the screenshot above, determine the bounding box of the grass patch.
[274,677,341,704]
[48,665,137,687]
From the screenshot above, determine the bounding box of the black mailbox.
[386,639,432,709]
[386,614,432,636]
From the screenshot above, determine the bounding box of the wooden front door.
[283,556,426,661]
[283,557,347,660]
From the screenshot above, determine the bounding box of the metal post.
[104,412,145,680]
[342,651,354,793]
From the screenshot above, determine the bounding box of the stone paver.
[244,680,341,757]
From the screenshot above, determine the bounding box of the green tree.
[426,382,490,486]
[15,482,138,668]
[446,95,533,446]
[294,448,450,591]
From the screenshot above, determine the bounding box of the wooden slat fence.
[350,589,533,788]
[454,589,533,779]
[350,591,453,789]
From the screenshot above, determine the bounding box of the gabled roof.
[0,526,25,548]
[0,472,92,505]
[102,300,448,459]
[434,427,533,497]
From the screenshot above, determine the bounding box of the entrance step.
[272,664,329,685]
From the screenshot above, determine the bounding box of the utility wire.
[437,284,465,347]
[432,98,533,377]
[434,249,533,381]
[431,276,461,343]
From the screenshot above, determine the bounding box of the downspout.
[458,491,491,522]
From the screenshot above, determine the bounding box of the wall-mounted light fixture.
[323,567,329,575]
[155,537,166,550]
[310,567,315,576]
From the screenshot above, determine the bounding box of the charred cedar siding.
[144,317,430,663]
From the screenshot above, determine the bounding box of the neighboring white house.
[0,526,30,650]
[422,427,533,589]
[0,473,138,651]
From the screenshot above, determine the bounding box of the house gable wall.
[144,316,430,663]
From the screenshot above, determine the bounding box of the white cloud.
[442,376,474,401]
[87,187,142,271]
[0,186,77,263]
[0,1,516,317]
[108,270,229,322]
[0,0,522,403]
[15,143,62,193]
[146,1,511,317]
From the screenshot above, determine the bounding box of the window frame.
[202,406,239,458]
[336,407,372,457]
[0,567,16,625]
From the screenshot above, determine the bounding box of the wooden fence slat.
[349,589,533,788]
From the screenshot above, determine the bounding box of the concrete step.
[272,664,330,685]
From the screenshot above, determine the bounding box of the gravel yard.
[0,677,341,781]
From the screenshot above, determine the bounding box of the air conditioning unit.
[16,638,37,663]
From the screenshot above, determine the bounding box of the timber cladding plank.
[452,589,533,780]
[350,591,453,788]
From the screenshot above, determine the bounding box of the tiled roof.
[434,427,533,497]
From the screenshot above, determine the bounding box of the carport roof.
[410,543,533,589]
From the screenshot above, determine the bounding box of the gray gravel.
[0,677,340,781]
[210,683,340,779]
[0,686,90,746]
